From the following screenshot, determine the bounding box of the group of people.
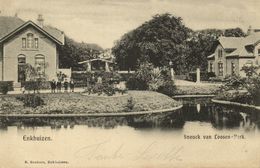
[50,79,75,93]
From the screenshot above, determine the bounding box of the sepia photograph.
[0,0,260,167]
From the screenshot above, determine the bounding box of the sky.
[1,0,260,48]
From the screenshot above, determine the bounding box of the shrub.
[102,83,116,96]
[21,80,51,91]
[85,82,117,96]
[148,68,164,91]
[16,94,45,108]
[157,80,177,97]
[188,71,215,82]
[0,102,15,112]
[245,76,260,105]
[71,72,92,83]
[119,72,133,81]
[22,81,40,92]
[126,76,148,90]
[0,81,13,94]
[124,97,135,112]
[215,91,253,104]
[222,75,246,90]
[125,63,153,90]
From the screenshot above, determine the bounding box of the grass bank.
[0,91,181,114]
[176,84,221,95]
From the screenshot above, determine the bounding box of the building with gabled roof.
[0,14,64,84]
[207,30,260,77]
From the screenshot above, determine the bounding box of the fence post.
[196,68,200,83]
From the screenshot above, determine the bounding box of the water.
[0,97,260,167]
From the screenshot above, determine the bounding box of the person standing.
[50,79,56,93]
[57,80,62,93]
[64,79,69,93]
[69,79,75,92]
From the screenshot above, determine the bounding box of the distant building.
[78,49,114,72]
[207,29,260,77]
[0,14,64,84]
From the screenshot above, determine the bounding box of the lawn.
[0,91,181,114]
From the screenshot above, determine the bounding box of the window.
[231,62,236,75]
[209,63,213,72]
[27,33,34,48]
[35,38,38,48]
[35,55,45,77]
[18,55,26,82]
[218,62,223,76]
[218,49,223,58]
[22,38,26,48]
[18,55,26,64]
[258,49,260,55]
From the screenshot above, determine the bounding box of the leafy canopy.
[112,13,191,74]
[112,13,246,73]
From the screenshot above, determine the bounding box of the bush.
[246,76,260,105]
[188,71,216,82]
[85,82,117,96]
[16,94,45,108]
[22,81,40,91]
[124,97,135,112]
[21,80,51,91]
[71,72,92,83]
[102,83,116,96]
[157,80,177,97]
[215,91,253,104]
[119,72,133,81]
[125,63,152,90]
[0,81,13,94]
[126,76,148,90]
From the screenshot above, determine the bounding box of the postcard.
[0,0,260,168]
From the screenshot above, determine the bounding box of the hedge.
[0,81,14,94]
[21,81,51,90]
[187,72,216,82]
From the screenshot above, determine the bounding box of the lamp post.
[169,61,174,81]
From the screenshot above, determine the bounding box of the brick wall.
[3,26,58,82]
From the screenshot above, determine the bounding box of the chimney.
[37,14,44,28]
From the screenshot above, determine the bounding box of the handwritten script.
[74,140,183,162]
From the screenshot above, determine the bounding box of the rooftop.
[0,16,64,44]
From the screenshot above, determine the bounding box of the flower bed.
[0,91,181,114]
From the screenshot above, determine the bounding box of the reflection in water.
[0,97,259,132]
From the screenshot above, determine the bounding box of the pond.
[0,97,260,167]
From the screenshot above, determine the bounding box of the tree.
[241,65,259,78]
[58,36,103,70]
[224,28,246,37]
[186,28,246,72]
[112,13,191,74]
[186,29,223,71]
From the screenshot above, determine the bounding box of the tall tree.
[112,13,191,74]
[58,36,103,70]
[224,28,246,37]
[186,28,246,71]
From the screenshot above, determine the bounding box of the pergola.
[78,58,113,72]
